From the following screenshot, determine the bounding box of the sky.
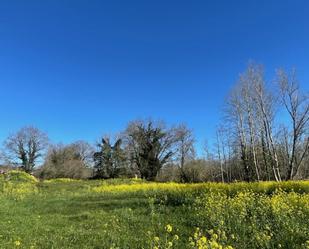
[0,0,308,155]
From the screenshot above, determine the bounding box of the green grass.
[0,175,191,249]
[0,172,309,248]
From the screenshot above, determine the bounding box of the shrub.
[0,170,38,198]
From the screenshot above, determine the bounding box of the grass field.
[0,171,309,249]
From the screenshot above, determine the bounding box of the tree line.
[0,121,195,181]
[216,63,308,182]
[0,63,308,182]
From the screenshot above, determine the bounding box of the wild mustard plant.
[147,224,179,249]
[0,172,309,248]
[188,228,233,249]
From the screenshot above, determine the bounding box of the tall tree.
[223,63,282,181]
[93,137,125,178]
[277,69,309,179]
[252,67,281,181]
[3,126,48,173]
[70,140,94,167]
[174,124,195,181]
[215,126,229,183]
[240,68,260,181]
[124,120,176,180]
[225,81,251,181]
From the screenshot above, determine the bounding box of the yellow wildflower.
[165,224,173,233]
[154,236,160,242]
[14,240,21,246]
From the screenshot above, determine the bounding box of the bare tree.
[215,129,225,182]
[173,124,195,182]
[3,126,49,173]
[38,143,91,179]
[241,68,262,181]
[223,63,282,181]
[219,63,309,181]
[277,69,309,179]
[70,140,94,167]
[251,65,282,181]
[225,80,251,181]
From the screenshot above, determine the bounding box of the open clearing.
[0,171,309,249]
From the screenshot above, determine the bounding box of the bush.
[0,170,38,197]
[36,160,92,180]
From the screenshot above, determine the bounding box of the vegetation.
[93,137,126,179]
[217,64,308,182]
[36,143,93,179]
[124,120,178,181]
[2,126,48,173]
[0,171,308,248]
[1,64,307,182]
[0,63,307,248]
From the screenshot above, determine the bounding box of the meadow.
[0,171,309,249]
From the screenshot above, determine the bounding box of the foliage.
[0,177,308,248]
[93,137,126,178]
[125,120,176,180]
[37,144,92,179]
[0,170,38,198]
[193,191,309,248]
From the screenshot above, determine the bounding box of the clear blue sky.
[0,0,308,155]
